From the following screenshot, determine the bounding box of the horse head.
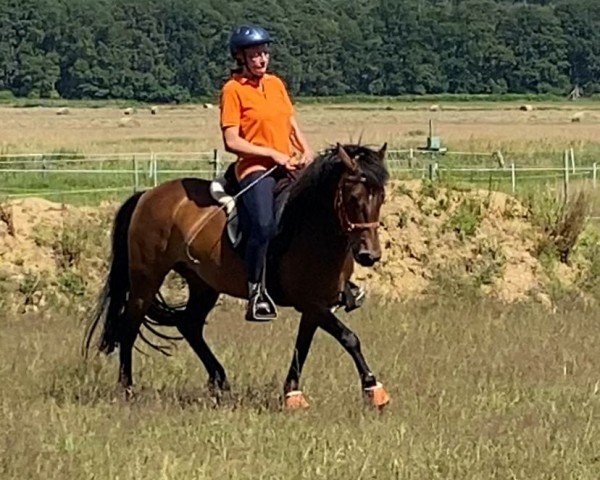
[334,143,388,267]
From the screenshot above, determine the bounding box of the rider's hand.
[299,148,315,167]
[270,150,291,167]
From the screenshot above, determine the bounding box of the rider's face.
[242,44,270,77]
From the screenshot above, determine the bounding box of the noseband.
[335,179,380,233]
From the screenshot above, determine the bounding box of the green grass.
[0,155,222,205]
[296,93,600,106]
[1,295,600,479]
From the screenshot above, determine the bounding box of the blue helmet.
[229,25,272,58]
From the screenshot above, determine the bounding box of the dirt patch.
[0,182,586,309]
[355,181,567,303]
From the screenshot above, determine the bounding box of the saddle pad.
[209,176,242,248]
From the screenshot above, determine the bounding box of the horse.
[85,143,391,409]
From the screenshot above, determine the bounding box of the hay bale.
[571,112,585,123]
[123,107,134,116]
[429,104,441,112]
[519,104,533,112]
[118,117,140,128]
[56,107,70,116]
[150,106,158,115]
[203,103,214,109]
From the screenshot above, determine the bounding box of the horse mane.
[277,144,389,243]
[286,143,389,212]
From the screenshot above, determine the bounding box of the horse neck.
[283,171,350,259]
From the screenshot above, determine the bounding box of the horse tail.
[84,191,144,357]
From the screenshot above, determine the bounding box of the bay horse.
[86,143,391,409]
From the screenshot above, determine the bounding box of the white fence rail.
[0,148,596,200]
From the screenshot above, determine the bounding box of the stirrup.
[339,280,365,313]
[246,282,277,322]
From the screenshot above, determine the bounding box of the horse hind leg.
[176,276,228,392]
[118,268,166,390]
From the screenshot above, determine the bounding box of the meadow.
[1,100,600,479]
[1,295,599,479]
[1,99,600,203]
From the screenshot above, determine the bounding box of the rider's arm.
[290,116,314,162]
[278,79,314,164]
[222,126,277,159]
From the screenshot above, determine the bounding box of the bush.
[446,199,482,241]
[527,190,590,263]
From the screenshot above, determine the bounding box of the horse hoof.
[284,390,310,411]
[364,382,390,410]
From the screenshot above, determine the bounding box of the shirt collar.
[234,73,269,86]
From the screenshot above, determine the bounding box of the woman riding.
[220,25,364,322]
[220,25,314,322]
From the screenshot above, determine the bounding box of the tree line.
[0,0,598,102]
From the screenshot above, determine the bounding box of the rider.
[220,25,314,322]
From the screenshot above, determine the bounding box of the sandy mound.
[0,182,581,308]
[355,181,552,302]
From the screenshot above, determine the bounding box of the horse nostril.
[357,250,377,266]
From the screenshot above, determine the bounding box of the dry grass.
[1,296,599,479]
[1,102,599,157]
[2,100,600,478]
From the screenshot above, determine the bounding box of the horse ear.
[337,143,358,172]
[378,143,387,162]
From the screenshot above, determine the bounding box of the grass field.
[1,296,599,479]
[2,99,600,478]
[1,100,599,156]
[1,100,600,205]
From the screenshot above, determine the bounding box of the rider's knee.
[254,218,276,242]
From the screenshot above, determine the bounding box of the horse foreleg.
[177,281,228,393]
[283,314,317,410]
[317,308,390,409]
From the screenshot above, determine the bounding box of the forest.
[0,0,598,101]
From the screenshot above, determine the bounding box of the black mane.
[287,144,389,207]
[277,144,389,242]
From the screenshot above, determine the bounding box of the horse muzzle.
[355,249,380,267]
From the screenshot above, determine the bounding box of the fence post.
[511,163,516,194]
[212,149,221,178]
[132,155,139,193]
[593,163,597,188]
[428,162,436,181]
[152,153,158,187]
[409,148,414,169]
[570,147,575,174]
[563,150,569,199]
[496,150,505,169]
[41,155,47,181]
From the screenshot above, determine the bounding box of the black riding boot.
[246,282,278,322]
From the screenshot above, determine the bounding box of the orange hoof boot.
[284,390,310,411]
[364,382,390,410]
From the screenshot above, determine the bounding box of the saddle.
[209,163,296,250]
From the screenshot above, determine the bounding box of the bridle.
[334,175,380,233]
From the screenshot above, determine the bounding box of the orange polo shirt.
[220,73,295,180]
